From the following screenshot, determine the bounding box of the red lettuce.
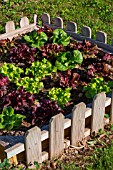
[31,99,63,125]
[10,43,36,65]
[0,74,9,97]
[59,70,80,89]
[40,43,65,60]
[2,87,35,113]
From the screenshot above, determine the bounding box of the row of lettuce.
[0,28,113,130]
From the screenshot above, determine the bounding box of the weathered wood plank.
[71,102,86,146]
[105,97,111,107]
[110,90,113,124]
[49,113,64,160]
[20,17,29,28]
[5,143,24,159]
[84,128,90,137]
[42,151,49,162]
[91,92,106,132]
[85,108,92,118]
[0,23,36,40]
[67,21,77,33]
[0,93,111,163]
[64,118,71,129]
[25,126,42,168]
[96,31,107,43]
[5,21,15,33]
[54,17,63,28]
[42,13,50,25]
[82,26,91,38]
[34,14,37,25]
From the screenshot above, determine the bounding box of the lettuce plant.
[51,29,70,46]
[103,53,113,73]
[59,70,80,89]
[2,87,35,112]
[83,77,112,99]
[0,63,24,82]
[40,43,65,60]
[16,77,44,94]
[10,43,36,65]
[55,50,83,71]
[23,30,48,48]
[48,87,71,108]
[71,39,99,57]
[103,53,113,63]
[25,58,57,80]
[86,63,103,79]
[0,39,15,59]
[0,74,9,97]
[0,106,26,130]
[32,99,63,125]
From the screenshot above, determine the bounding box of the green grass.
[1,0,113,44]
[85,142,113,170]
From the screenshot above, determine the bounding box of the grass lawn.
[0,0,113,44]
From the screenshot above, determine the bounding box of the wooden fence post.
[82,26,91,38]
[49,113,64,160]
[91,92,106,133]
[67,21,77,33]
[110,90,113,123]
[54,17,63,28]
[25,126,42,168]
[42,13,50,25]
[20,17,29,28]
[5,21,15,33]
[34,14,37,25]
[96,31,107,43]
[71,102,86,146]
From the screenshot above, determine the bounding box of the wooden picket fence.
[1,13,113,53]
[0,13,113,168]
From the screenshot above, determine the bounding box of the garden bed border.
[0,13,113,168]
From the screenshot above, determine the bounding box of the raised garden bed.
[0,13,113,168]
